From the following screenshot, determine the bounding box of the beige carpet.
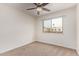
[0,41,78,56]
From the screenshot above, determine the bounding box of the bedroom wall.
[76,4,79,54]
[0,4,35,53]
[36,7,76,49]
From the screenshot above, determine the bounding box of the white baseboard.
[0,40,77,54]
[36,40,76,50]
[0,40,34,54]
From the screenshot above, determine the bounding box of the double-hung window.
[43,17,63,33]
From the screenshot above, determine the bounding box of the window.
[43,17,63,33]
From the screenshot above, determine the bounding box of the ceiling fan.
[26,3,50,15]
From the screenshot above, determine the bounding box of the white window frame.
[43,16,63,33]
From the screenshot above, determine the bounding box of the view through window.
[43,17,63,33]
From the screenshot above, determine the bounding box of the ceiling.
[2,3,76,17]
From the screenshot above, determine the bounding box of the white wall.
[36,7,76,49]
[76,4,79,54]
[0,4,35,53]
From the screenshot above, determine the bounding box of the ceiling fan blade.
[41,3,48,6]
[37,11,40,15]
[42,8,50,11]
[34,3,38,6]
[26,8,36,10]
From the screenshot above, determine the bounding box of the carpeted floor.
[0,41,78,56]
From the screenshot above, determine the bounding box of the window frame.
[42,16,63,33]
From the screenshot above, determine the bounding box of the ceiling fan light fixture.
[36,7,42,12]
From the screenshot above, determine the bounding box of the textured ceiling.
[1,3,76,17]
